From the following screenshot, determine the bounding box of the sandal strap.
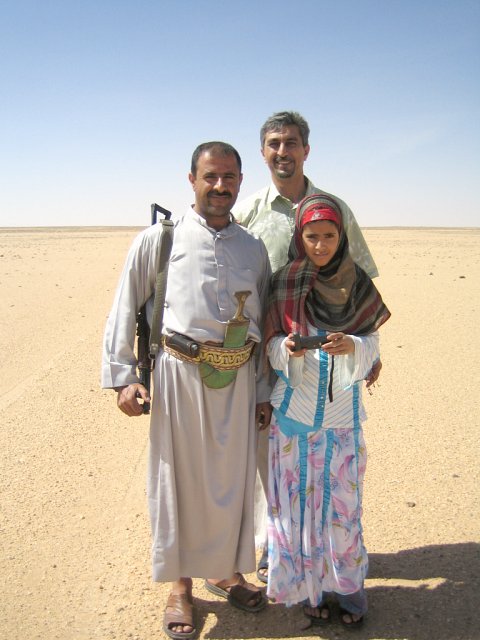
[164,593,194,628]
[257,548,268,570]
[228,582,262,607]
[208,572,262,605]
[212,571,245,591]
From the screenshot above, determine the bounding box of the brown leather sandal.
[204,572,266,612]
[163,592,196,639]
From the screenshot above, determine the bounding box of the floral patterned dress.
[266,328,379,611]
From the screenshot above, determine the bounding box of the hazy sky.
[1,0,478,227]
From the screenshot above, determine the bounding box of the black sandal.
[256,548,268,584]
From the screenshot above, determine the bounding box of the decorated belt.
[161,334,255,371]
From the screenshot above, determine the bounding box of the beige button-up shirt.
[233,178,378,277]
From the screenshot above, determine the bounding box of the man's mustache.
[208,190,232,199]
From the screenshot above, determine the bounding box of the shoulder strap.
[149,219,174,358]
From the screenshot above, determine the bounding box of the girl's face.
[301,220,340,267]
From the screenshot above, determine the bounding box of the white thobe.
[102,207,272,580]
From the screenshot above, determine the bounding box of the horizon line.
[1,225,479,232]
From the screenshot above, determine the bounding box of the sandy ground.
[1,226,479,640]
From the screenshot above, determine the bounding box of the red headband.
[301,205,341,228]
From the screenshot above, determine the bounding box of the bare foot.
[340,609,364,627]
[303,602,330,623]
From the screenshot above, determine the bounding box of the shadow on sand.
[194,542,479,639]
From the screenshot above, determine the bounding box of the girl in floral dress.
[264,194,390,627]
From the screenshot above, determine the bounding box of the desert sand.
[1,226,479,640]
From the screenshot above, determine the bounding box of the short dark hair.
[260,111,310,147]
[190,141,242,176]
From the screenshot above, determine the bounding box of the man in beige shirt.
[233,111,381,586]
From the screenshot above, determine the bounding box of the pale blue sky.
[0,0,478,227]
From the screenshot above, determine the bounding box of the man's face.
[189,151,243,230]
[261,125,310,180]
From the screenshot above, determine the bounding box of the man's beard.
[273,159,295,179]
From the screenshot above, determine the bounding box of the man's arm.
[253,238,274,429]
[342,208,379,278]
[101,228,159,391]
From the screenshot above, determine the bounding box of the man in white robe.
[102,142,272,638]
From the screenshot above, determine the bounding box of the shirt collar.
[266,176,315,206]
[188,206,236,236]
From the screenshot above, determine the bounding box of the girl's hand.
[322,332,355,356]
[285,333,306,358]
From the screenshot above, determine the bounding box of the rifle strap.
[149,219,174,359]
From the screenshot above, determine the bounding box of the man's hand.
[256,402,272,431]
[365,358,382,388]
[115,383,150,416]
